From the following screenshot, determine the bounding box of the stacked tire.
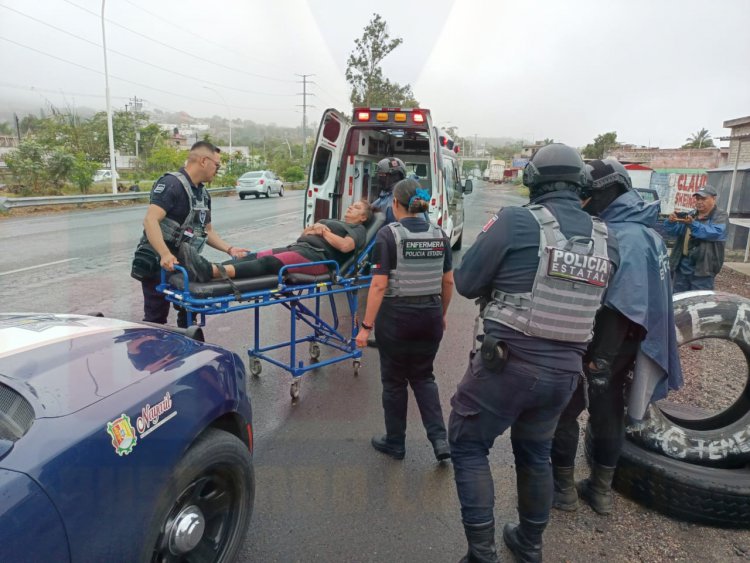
[591,291,750,528]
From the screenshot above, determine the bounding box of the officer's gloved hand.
[585,358,612,397]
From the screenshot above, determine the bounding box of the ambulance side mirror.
[463,178,474,195]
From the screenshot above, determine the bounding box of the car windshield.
[243,172,264,178]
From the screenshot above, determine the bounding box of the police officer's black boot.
[552,465,578,511]
[577,463,616,515]
[370,435,405,460]
[459,520,498,563]
[176,307,188,329]
[502,517,546,563]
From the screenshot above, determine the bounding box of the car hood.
[0,314,201,417]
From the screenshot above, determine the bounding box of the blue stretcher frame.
[156,238,378,400]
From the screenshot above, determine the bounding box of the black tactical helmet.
[376,157,407,179]
[586,159,632,192]
[582,159,633,215]
[522,143,590,192]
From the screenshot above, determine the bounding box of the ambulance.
[304,107,473,249]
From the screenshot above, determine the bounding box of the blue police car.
[0,313,254,562]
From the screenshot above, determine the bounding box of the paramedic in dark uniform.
[449,144,619,563]
[550,160,682,516]
[136,141,248,327]
[355,179,454,462]
[371,157,407,223]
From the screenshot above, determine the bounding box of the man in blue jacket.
[551,159,683,516]
[663,184,727,291]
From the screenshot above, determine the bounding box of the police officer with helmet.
[550,159,682,516]
[449,144,619,563]
[372,157,407,223]
[131,141,248,327]
[356,178,454,462]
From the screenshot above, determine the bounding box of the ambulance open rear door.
[305,109,349,227]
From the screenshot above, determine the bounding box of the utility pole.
[296,74,315,162]
[101,0,118,195]
[14,113,21,142]
[129,95,143,160]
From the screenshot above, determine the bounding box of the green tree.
[144,144,186,176]
[582,131,618,159]
[69,152,100,193]
[345,13,418,108]
[4,140,74,195]
[682,128,715,149]
[0,122,13,135]
[280,165,305,182]
[5,140,47,195]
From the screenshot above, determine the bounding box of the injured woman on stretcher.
[176,200,373,283]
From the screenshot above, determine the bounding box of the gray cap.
[693,185,718,198]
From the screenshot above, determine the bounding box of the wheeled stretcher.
[157,213,386,400]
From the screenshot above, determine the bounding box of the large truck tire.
[626,291,750,468]
[585,428,750,528]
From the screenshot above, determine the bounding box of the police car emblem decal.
[136,392,177,437]
[153,183,166,194]
[482,214,498,233]
[106,414,137,456]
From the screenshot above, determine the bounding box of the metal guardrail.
[0,186,235,210]
[0,182,306,211]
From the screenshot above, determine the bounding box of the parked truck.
[488,160,505,183]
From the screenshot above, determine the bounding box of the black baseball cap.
[693,185,718,198]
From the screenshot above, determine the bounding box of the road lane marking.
[0,258,80,277]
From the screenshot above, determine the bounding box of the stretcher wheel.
[353,360,360,377]
[290,379,301,401]
[309,342,321,361]
[250,358,262,377]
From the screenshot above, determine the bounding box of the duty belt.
[391,294,441,304]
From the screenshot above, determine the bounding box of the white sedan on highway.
[236,170,284,199]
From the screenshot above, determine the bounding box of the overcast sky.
[1,0,748,148]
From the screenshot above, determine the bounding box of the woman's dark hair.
[393,179,429,214]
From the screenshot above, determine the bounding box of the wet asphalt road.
[3,184,749,562]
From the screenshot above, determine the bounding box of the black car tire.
[585,427,750,528]
[143,428,255,562]
[279,186,284,197]
[239,194,246,200]
[626,291,750,468]
[265,188,270,198]
[254,194,260,199]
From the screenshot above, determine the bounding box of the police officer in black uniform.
[356,179,454,461]
[449,144,619,563]
[134,141,248,327]
[372,157,407,224]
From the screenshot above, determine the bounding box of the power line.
[0,3,297,98]
[61,0,296,83]
[0,81,128,102]
[121,0,280,74]
[0,36,295,113]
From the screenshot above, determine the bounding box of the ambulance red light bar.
[412,112,425,124]
[356,110,371,122]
